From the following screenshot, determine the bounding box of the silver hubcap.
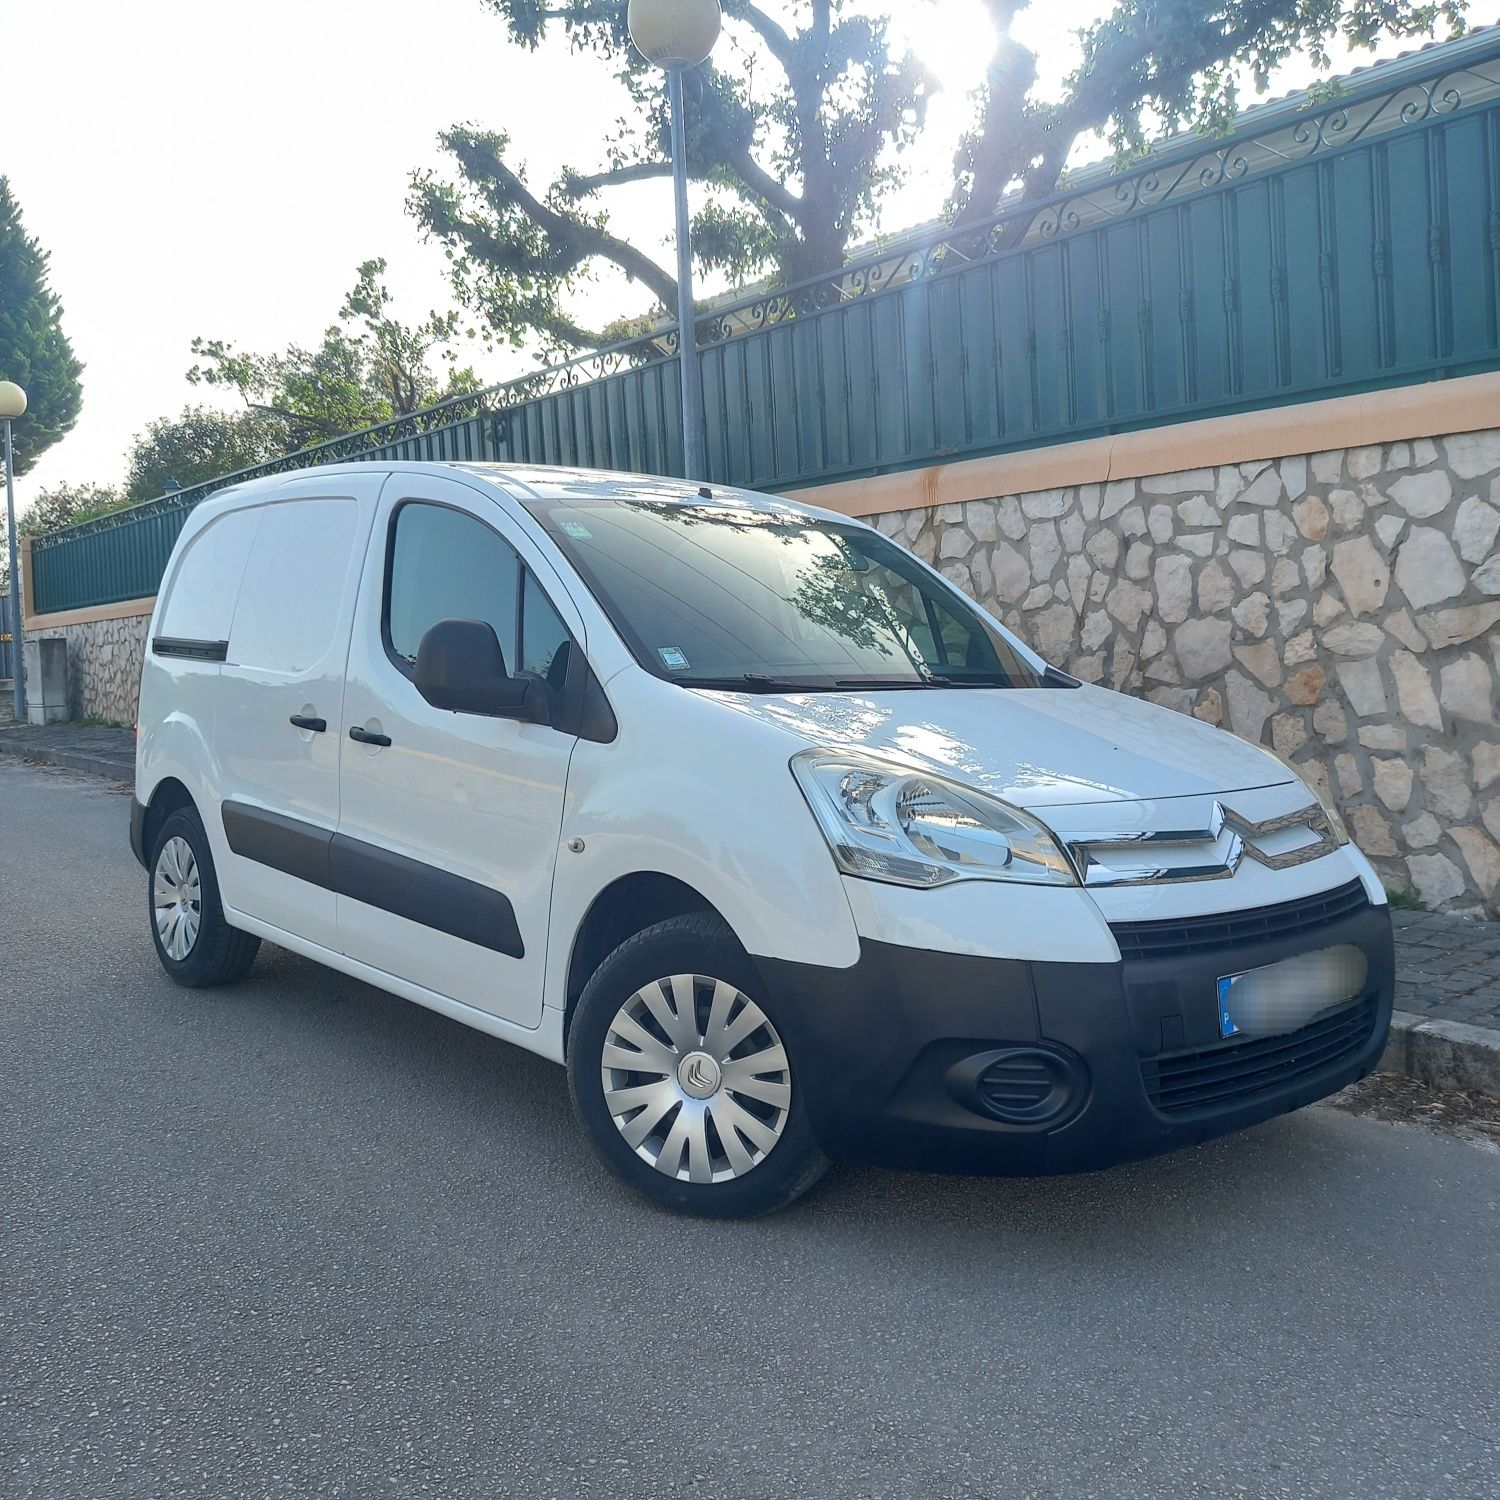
[153,836,202,961]
[601,973,791,1184]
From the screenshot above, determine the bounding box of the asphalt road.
[4,758,1499,1500]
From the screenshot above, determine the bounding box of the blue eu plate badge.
[1217,973,1244,1039]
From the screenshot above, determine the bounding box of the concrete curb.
[0,738,134,784]
[1380,1010,1500,1097]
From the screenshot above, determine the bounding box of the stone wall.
[869,430,1500,917]
[20,611,149,725]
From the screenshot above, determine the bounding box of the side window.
[929,594,1004,673]
[521,571,571,687]
[232,498,358,672]
[386,503,521,671]
[158,507,263,644]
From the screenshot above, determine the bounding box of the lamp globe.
[627,0,722,67]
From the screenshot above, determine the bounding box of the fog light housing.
[946,1046,1088,1126]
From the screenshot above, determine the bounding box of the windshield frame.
[522,493,1048,693]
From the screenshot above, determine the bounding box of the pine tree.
[0,177,83,475]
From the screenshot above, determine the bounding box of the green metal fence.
[30,31,1500,614]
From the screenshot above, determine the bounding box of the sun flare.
[891,0,1001,97]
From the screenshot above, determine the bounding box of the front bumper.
[758,888,1394,1176]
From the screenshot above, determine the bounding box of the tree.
[21,481,125,536]
[123,407,284,503]
[953,0,1468,226]
[0,177,84,475]
[408,1,932,354]
[412,1,1465,354]
[188,258,483,451]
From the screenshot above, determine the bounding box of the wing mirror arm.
[491,674,552,725]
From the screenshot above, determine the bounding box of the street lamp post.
[627,0,723,482]
[0,380,27,720]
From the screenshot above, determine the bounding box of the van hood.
[697,682,1292,810]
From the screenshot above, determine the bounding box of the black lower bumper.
[758,896,1394,1177]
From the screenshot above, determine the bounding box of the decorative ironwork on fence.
[29,30,1500,614]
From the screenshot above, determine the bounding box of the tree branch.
[449,135,680,308]
[562,150,801,223]
[730,2,795,68]
[240,400,350,439]
[561,161,674,197]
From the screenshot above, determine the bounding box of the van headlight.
[791,750,1078,888]
[1265,748,1351,847]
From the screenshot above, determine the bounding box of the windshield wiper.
[832,671,1020,690]
[832,676,931,690]
[680,673,835,693]
[921,671,1023,688]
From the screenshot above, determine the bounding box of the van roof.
[209,460,844,523]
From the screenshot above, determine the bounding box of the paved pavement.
[0,718,136,781]
[4,757,1500,1499]
[1389,908,1500,1028]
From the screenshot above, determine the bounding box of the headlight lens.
[791,750,1077,888]
[1267,748,1350,847]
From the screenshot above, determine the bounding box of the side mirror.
[413,619,549,723]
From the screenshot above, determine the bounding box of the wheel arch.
[562,871,732,1053]
[141,776,199,861]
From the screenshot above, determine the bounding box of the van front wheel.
[148,806,260,987]
[568,914,827,1217]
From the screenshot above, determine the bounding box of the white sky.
[5,0,1492,513]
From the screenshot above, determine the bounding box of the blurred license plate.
[1217,946,1365,1040]
[1217,972,1253,1038]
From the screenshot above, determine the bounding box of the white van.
[133,462,1393,1215]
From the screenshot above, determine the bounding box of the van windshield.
[528,497,1044,691]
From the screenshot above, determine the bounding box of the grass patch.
[1386,887,1427,912]
[73,714,133,730]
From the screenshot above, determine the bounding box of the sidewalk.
[0,717,136,781]
[1,716,1497,1095]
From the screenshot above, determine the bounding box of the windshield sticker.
[658,646,691,672]
[559,519,593,540]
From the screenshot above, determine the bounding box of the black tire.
[568,913,828,1218]
[147,805,260,987]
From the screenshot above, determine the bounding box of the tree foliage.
[123,407,284,504]
[0,177,84,475]
[21,480,125,535]
[409,1,932,354]
[411,0,1466,354]
[188,258,483,451]
[953,0,1468,225]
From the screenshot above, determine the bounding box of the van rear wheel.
[148,805,260,987]
[567,914,827,1217]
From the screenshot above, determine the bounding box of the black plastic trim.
[129,798,148,868]
[1110,878,1369,961]
[152,636,228,661]
[221,801,332,888]
[327,836,524,958]
[219,799,523,958]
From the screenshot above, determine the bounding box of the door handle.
[349,726,392,747]
[289,714,327,733]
